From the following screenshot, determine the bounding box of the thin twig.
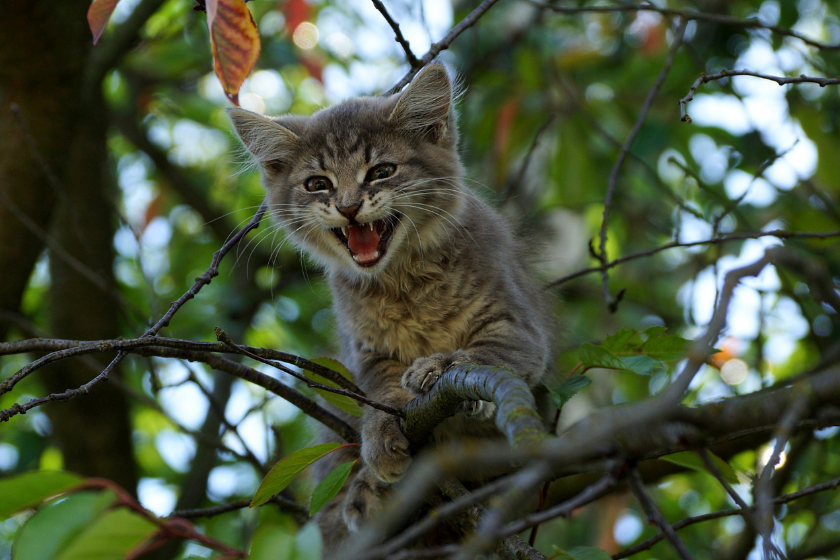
[522,0,840,51]
[598,18,687,311]
[215,328,404,417]
[170,495,308,524]
[680,69,840,122]
[546,229,840,288]
[385,0,503,95]
[627,469,696,560]
[370,0,419,67]
[755,392,809,559]
[614,476,840,559]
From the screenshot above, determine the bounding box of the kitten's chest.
[336,276,481,364]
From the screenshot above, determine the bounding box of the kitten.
[229,64,554,553]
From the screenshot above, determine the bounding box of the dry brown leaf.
[206,0,261,106]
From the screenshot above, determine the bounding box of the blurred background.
[1,0,839,558]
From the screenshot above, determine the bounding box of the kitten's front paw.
[342,467,391,533]
[402,353,452,394]
[362,411,411,482]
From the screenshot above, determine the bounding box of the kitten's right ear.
[227,107,300,172]
[388,64,455,145]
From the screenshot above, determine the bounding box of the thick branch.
[401,364,547,449]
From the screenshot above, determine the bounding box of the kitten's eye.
[304,176,332,192]
[366,164,396,182]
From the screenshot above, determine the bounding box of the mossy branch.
[401,363,547,449]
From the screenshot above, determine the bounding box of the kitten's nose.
[337,203,361,221]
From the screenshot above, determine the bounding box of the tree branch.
[370,0,419,67]
[680,69,840,123]
[614,476,840,559]
[599,17,687,311]
[522,1,840,51]
[628,468,696,560]
[401,363,548,449]
[545,229,840,288]
[385,0,503,95]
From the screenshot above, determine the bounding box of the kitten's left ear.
[227,107,300,172]
[388,64,455,145]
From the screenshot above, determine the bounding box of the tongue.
[347,223,381,261]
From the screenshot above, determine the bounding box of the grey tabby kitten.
[229,64,554,554]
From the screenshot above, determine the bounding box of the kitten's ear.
[227,107,300,173]
[388,64,455,145]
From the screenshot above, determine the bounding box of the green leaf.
[13,491,116,560]
[52,507,157,560]
[601,328,642,353]
[304,358,363,417]
[309,461,354,516]
[252,443,343,507]
[578,343,628,371]
[617,355,665,376]
[639,333,692,362]
[661,451,739,484]
[552,545,612,560]
[0,470,82,520]
[548,375,591,408]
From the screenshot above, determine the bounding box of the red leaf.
[87,0,122,44]
[206,0,261,106]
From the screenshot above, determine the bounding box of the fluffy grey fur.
[229,65,554,554]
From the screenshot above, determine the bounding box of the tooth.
[352,255,359,262]
[373,251,380,259]
[369,223,374,231]
[341,226,348,236]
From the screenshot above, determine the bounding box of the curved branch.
[401,363,548,448]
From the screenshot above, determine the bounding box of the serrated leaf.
[548,375,591,408]
[617,355,664,376]
[309,461,355,516]
[87,0,121,44]
[639,333,692,362]
[551,545,612,560]
[13,491,117,560]
[0,471,82,520]
[52,508,157,560]
[304,358,363,417]
[206,0,261,105]
[252,443,343,507]
[661,451,739,484]
[578,343,628,371]
[601,328,642,353]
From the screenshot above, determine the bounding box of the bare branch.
[599,17,688,311]
[171,494,308,524]
[614,476,840,559]
[522,1,840,51]
[680,70,840,122]
[628,469,696,560]
[385,0,503,95]
[215,327,403,417]
[545,229,840,288]
[370,0,419,67]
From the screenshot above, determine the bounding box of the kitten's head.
[229,64,464,278]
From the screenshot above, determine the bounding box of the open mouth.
[332,215,400,267]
